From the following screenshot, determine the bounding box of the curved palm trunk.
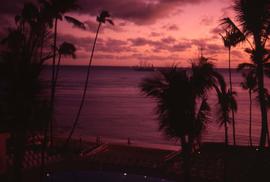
[249,89,252,146]
[228,47,236,145]
[55,54,62,85]
[64,22,102,147]
[49,18,58,147]
[224,120,228,146]
[257,61,269,147]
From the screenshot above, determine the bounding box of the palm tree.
[55,42,76,84]
[140,56,225,182]
[239,70,256,146]
[215,87,238,145]
[64,11,114,146]
[1,2,51,181]
[39,0,85,146]
[220,29,244,145]
[221,0,270,147]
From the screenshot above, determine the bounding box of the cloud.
[161,36,176,44]
[78,0,211,25]
[210,26,223,35]
[162,24,179,31]
[200,16,214,26]
[128,37,156,47]
[129,37,192,53]
[167,24,179,31]
[150,32,162,37]
[0,0,211,31]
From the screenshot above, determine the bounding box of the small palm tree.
[64,10,113,146]
[241,71,256,146]
[55,42,76,84]
[214,87,238,145]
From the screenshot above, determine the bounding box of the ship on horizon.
[132,61,156,71]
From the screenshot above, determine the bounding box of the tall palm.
[239,70,256,146]
[55,42,76,84]
[220,29,244,145]
[64,11,113,146]
[39,0,85,145]
[221,0,270,147]
[140,57,225,182]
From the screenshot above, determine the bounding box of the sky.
[0,0,250,68]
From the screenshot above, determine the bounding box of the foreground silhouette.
[0,2,52,181]
[221,0,270,147]
[140,56,230,182]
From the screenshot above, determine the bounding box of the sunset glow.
[0,0,249,67]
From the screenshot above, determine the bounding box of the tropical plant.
[0,2,51,181]
[38,0,85,145]
[221,0,270,147]
[140,56,226,182]
[64,10,113,146]
[239,69,256,146]
[214,87,238,145]
[220,29,244,145]
[55,42,76,84]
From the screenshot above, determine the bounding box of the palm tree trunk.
[257,61,269,147]
[225,120,228,146]
[55,54,62,85]
[249,89,252,146]
[180,136,191,182]
[228,47,236,145]
[64,22,102,147]
[50,18,58,147]
[39,30,45,63]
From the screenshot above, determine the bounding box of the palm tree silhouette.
[220,29,244,145]
[39,0,85,146]
[140,56,225,182]
[64,10,114,146]
[55,42,76,85]
[215,87,237,145]
[221,0,270,147]
[239,68,256,146]
[1,2,51,181]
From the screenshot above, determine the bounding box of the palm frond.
[195,98,210,136]
[64,16,86,30]
[237,62,256,71]
[106,19,114,25]
[58,41,76,58]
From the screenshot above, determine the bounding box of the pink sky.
[0,0,250,68]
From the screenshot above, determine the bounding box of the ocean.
[42,66,270,147]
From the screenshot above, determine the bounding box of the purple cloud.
[78,0,211,25]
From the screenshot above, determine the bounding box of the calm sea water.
[42,66,270,146]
